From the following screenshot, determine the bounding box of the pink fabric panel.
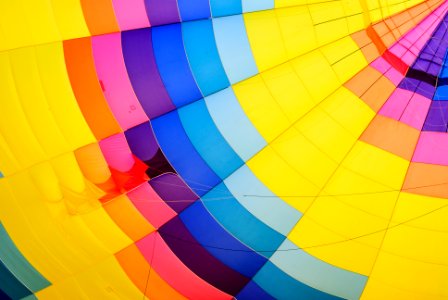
[136,233,232,300]
[112,0,150,31]
[92,33,148,130]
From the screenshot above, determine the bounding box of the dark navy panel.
[254,262,344,300]
[210,0,242,17]
[182,19,230,96]
[121,28,175,118]
[180,201,267,278]
[151,110,221,196]
[0,260,33,299]
[236,281,275,300]
[202,182,285,258]
[152,23,203,107]
[159,216,250,295]
[177,0,210,21]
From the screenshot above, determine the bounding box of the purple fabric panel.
[149,173,198,212]
[125,122,159,161]
[159,216,250,295]
[121,28,175,118]
[422,100,448,132]
[145,0,180,26]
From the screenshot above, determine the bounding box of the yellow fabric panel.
[50,0,90,40]
[294,106,357,162]
[275,6,317,59]
[0,1,33,51]
[232,76,290,142]
[81,207,133,254]
[0,133,21,176]
[275,0,307,8]
[363,250,448,299]
[291,50,341,102]
[272,127,338,188]
[0,52,47,169]
[320,37,368,83]
[0,173,107,281]
[319,87,375,138]
[0,0,62,51]
[51,153,86,194]
[342,141,409,190]
[341,0,365,32]
[29,161,63,201]
[9,47,70,158]
[288,191,396,275]
[243,10,288,72]
[50,256,146,300]
[309,1,349,45]
[35,42,96,150]
[248,146,319,212]
[36,276,88,300]
[261,63,316,122]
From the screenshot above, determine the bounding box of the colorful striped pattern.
[1,0,448,299]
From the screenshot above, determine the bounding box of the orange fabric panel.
[115,243,187,300]
[80,0,120,36]
[103,195,154,241]
[359,75,395,112]
[64,37,121,140]
[344,66,382,96]
[75,143,112,185]
[360,115,420,161]
[403,163,448,198]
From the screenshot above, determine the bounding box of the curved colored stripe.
[182,20,230,96]
[122,28,175,118]
[91,33,148,130]
[202,182,285,257]
[178,99,244,179]
[152,23,203,107]
[180,201,267,277]
[144,0,180,26]
[137,233,232,300]
[177,0,210,21]
[159,216,250,295]
[151,110,221,196]
[63,37,121,140]
[112,0,150,31]
[253,262,344,300]
[210,0,242,17]
[205,88,266,161]
[236,281,274,300]
[213,15,259,84]
[271,239,368,300]
[80,0,119,35]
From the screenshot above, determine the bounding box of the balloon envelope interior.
[1,0,448,299]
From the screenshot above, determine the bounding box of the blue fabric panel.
[254,261,344,300]
[236,281,275,300]
[180,201,267,277]
[177,0,210,21]
[205,88,266,161]
[151,110,221,196]
[182,20,230,96]
[210,0,242,17]
[152,23,203,107]
[213,15,258,84]
[178,99,243,179]
[202,182,285,258]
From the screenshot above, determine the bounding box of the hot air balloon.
[1,0,447,299]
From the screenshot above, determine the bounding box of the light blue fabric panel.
[223,165,301,235]
[271,239,368,300]
[213,15,258,84]
[205,88,266,161]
